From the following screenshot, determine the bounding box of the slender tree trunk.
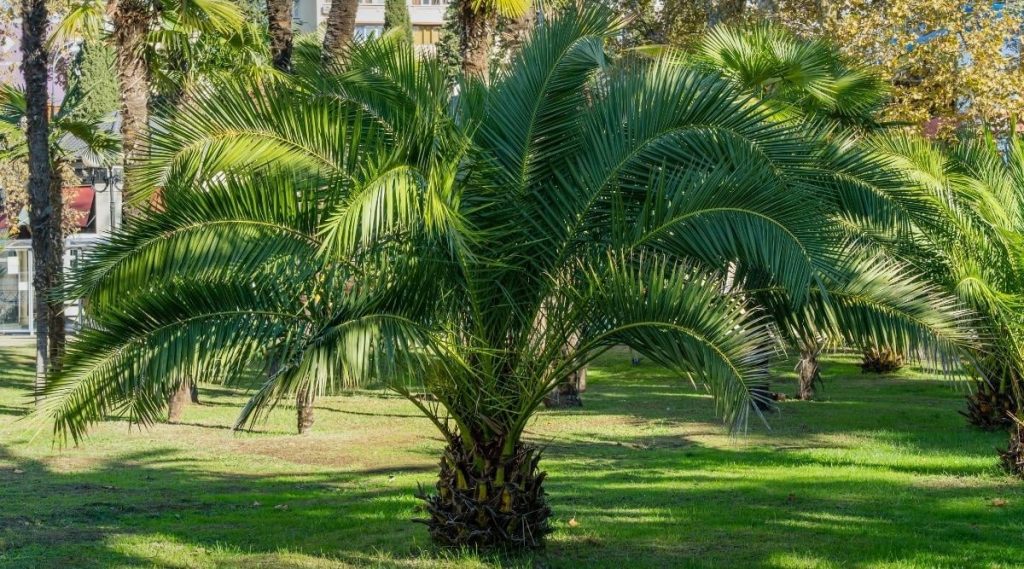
[459,0,495,81]
[296,387,314,434]
[45,173,65,372]
[21,0,52,403]
[323,0,359,63]
[796,349,820,401]
[167,379,191,423]
[266,0,294,72]
[417,436,552,548]
[111,0,153,219]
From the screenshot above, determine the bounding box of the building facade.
[294,0,449,51]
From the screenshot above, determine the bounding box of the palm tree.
[53,0,243,215]
[42,7,971,547]
[868,131,1024,475]
[0,84,120,373]
[266,0,294,71]
[688,24,889,132]
[681,24,952,400]
[18,0,52,400]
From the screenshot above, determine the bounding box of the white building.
[294,0,449,50]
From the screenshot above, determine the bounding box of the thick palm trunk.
[459,1,495,81]
[167,379,191,423]
[111,0,153,219]
[296,388,314,434]
[796,349,820,401]
[266,0,294,72]
[21,0,52,402]
[323,0,358,64]
[417,437,552,549]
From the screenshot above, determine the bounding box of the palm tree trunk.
[796,349,819,401]
[417,436,552,548]
[45,173,65,372]
[111,0,153,219]
[266,0,294,72]
[296,388,314,434]
[323,0,359,63]
[459,0,495,81]
[21,0,52,402]
[167,379,191,423]
[1002,414,1024,478]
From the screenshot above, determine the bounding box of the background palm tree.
[0,84,121,374]
[18,0,52,400]
[53,0,243,215]
[42,6,972,547]
[867,130,1024,475]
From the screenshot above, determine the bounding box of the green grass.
[1,339,1021,568]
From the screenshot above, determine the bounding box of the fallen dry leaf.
[252,501,262,507]
[991,498,1008,507]
[12,469,24,474]
[567,517,579,528]
[274,504,289,510]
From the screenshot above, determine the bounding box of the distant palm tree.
[43,7,971,547]
[323,0,361,63]
[0,82,120,375]
[52,0,243,214]
[18,0,52,400]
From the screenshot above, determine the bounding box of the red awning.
[0,186,95,231]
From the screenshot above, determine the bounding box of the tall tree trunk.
[459,1,495,81]
[45,173,65,372]
[111,0,153,219]
[266,0,294,72]
[796,349,820,401]
[167,379,191,423]
[323,0,359,64]
[21,0,52,403]
[417,436,552,548]
[296,387,314,434]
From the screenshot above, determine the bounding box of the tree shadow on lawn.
[2,428,1021,569]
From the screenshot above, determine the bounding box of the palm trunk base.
[962,378,1017,430]
[796,354,820,401]
[543,367,586,409]
[167,380,191,423]
[297,390,314,434]
[416,439,552,550]
[1001,416,1024,478]
[860,346,904,374]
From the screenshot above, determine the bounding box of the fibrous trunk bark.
[111,0,153,219]
[543,366,586,408]
[266,0,294,72]
[46,173,65,372]
[323,0,358,64]
[459,1,495,81]
[796,350,820,401]
[1002,415,1024,478]
[21,0,52,402]
[962,375,1017,430]
[417,437,552,549]
[167,379,191,423]
[861,346,904,374]
[296,388,315,434]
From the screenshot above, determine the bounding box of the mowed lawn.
[1,338,1022,569]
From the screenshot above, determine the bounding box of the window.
[412,25,441,45]
[411,0,448,4]
[355,24,385,41]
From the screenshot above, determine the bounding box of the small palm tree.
[43,7,971,547]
